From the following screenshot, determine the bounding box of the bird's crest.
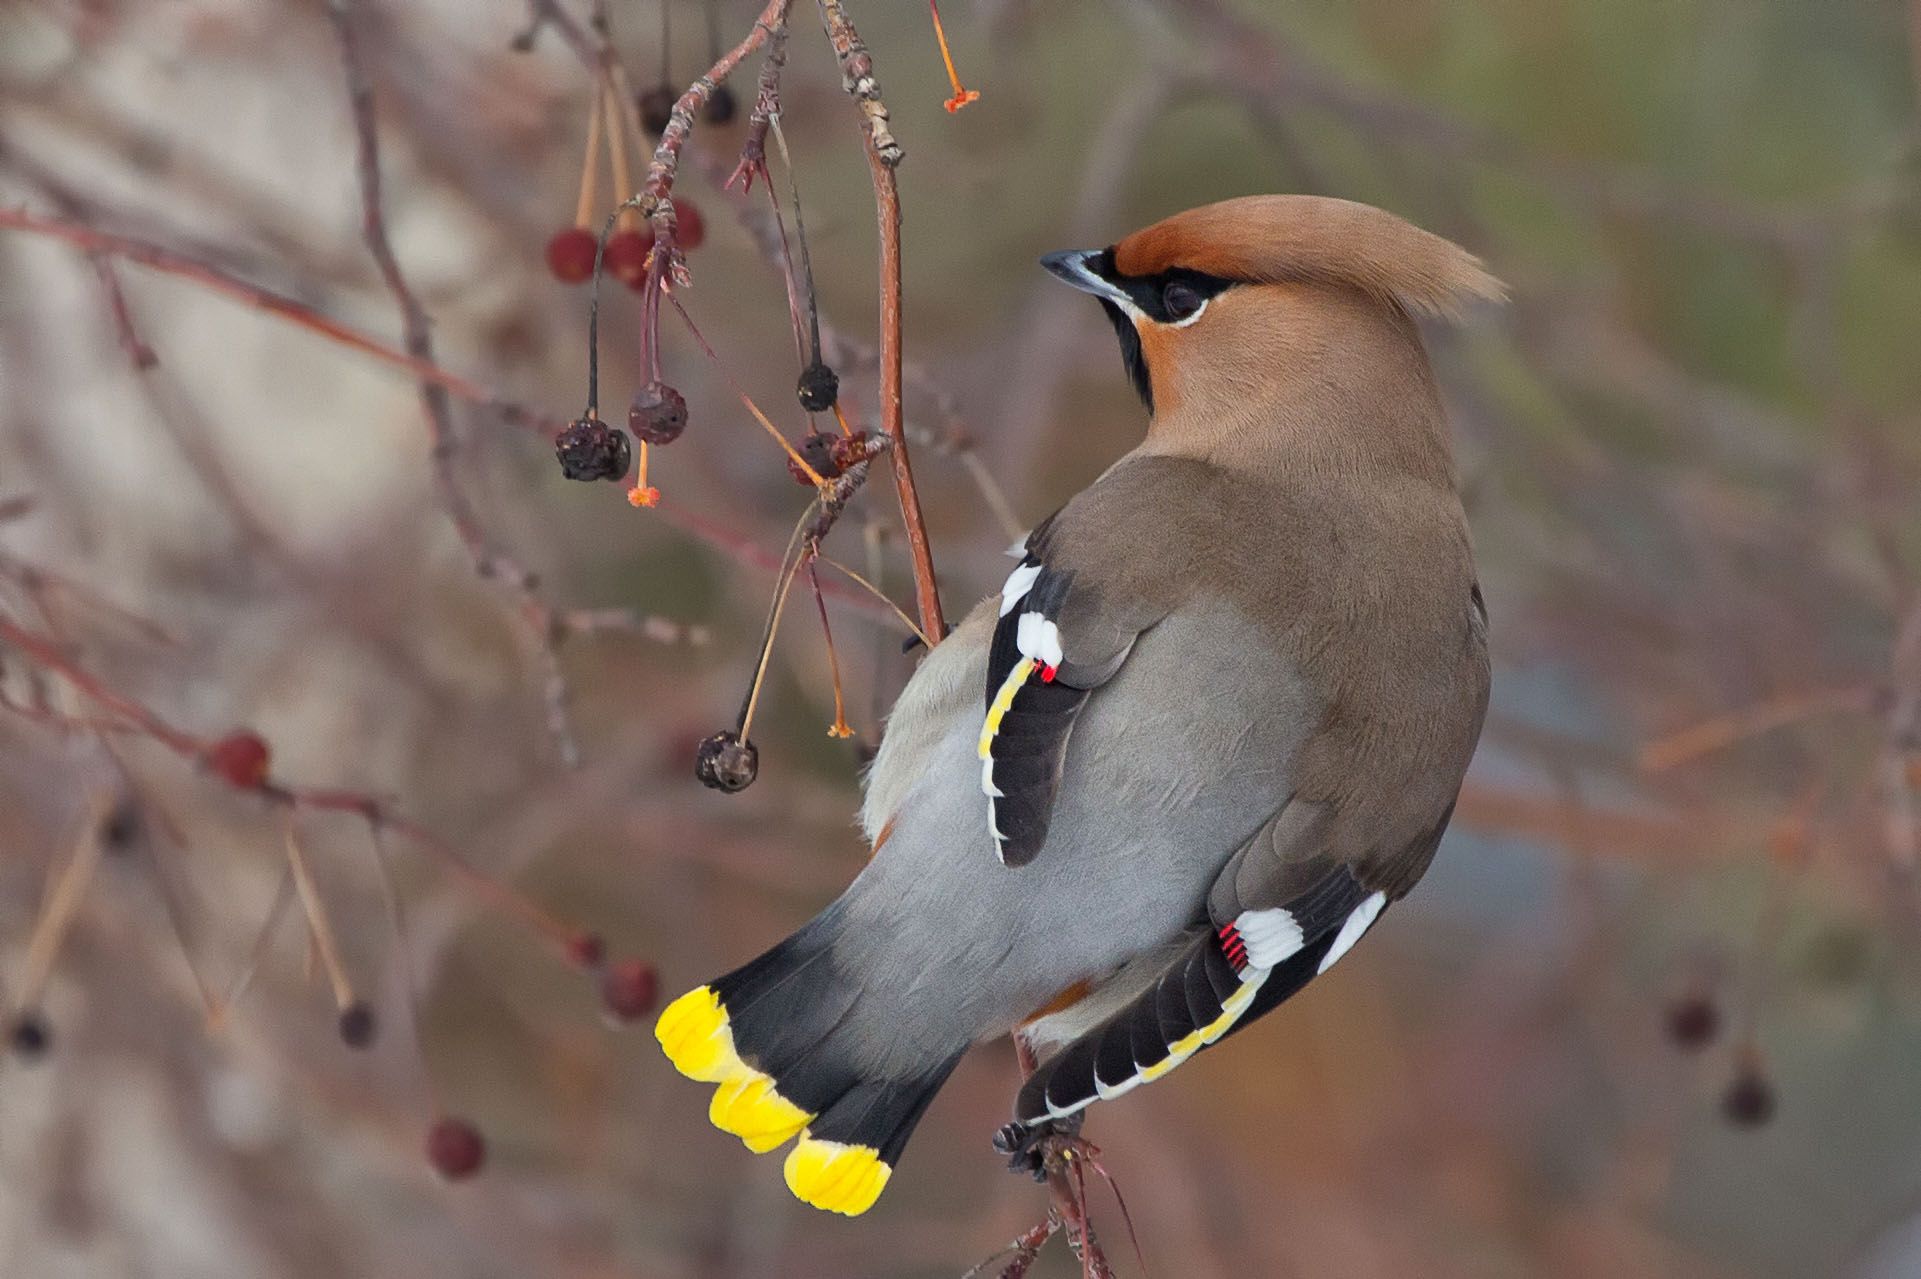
[1113,195,1505,320]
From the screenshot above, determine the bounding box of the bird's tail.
[654,906,962,1216]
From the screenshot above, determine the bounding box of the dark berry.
[555,416,632,482]
[599,959,659,1022]
[544,226,598,283]
[676,200,705,251]
[338,1001,378,1049]
[787,432,842,486]
[694,730,758,792]
[603,228,654,289]
[8,1012,50,1061]
[704,84,738,125]
[206,731,271,789]
[628,382,688,445]
[426,1117,487,1180]
[1721,1067,1776,1128]
[101,799,142,853]
[566,932,606,970]
[1664,994,1720,1052]
[639,85,677,136]
[796,361,840,413]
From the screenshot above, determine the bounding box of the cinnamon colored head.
[1041,195,1504,469]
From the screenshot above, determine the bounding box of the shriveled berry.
[8,1012,50,1061]
[676,200,705,251]
[639,84,677,136]
[566,932,606,970]
[426,1117,487,1180]
[1721,1067,1776,1127]
[628,382,688,445]
[544,226,598,283]
[206,731,271,789]
[704,84,738,125]
[797,361,839,413]
[694,730,758,792]
[829,430,873,474]
[1664,994,1720,1051]
[555,416,632,482]
[600,959,659,1022]
[338,1001,378,1049]
[603,228,655,289]
[787,432,842,486]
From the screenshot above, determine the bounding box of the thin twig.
[0,209,556,437]
[326,0,580,765]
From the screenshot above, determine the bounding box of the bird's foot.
[992,1114,1089,1182]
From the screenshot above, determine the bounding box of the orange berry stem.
[209,866,294,1030]
[14,793,111,1014]
[603,82,638,232]
[928,0,979,113]
[628,441,661,507]
[574,84,605,229]
[283,818,356,1012]
[740,513,814,739]
[806,555,855,738]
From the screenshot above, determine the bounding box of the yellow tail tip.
[784,1135,892,1216]
[654,986,744,1083]
[709,1073,813,1153]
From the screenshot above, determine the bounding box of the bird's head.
[1042,195,1504,469]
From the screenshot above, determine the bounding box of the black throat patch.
[1098,298,1153,413]
[1084,249,1235,414]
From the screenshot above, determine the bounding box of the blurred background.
[3,0,1920,1275]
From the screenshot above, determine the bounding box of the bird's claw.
[991,1115,1086,1182]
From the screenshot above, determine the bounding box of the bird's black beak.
[1039,249,1131,307]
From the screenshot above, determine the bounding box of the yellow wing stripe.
[978,657,1036,758]
[657,985,817,1154]
[784,1135,892,1216]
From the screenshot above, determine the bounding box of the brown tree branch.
[818,0,946,645]
[0,208,557,437]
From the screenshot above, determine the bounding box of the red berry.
[206,730,271,789]
[829,430,873,474]
[676,200,705,251]
[426,1117,486,1180]
[603,228,654,288]
[544,227,598,283]
[600,959,659,1022]
[566,932,607,970]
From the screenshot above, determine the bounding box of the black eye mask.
[1086,250,1236,412]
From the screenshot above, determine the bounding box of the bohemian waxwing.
[657,194,1502,1216]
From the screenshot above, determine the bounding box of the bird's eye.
[1162,281,1204,322]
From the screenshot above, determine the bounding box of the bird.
[656,194,1502,1216]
